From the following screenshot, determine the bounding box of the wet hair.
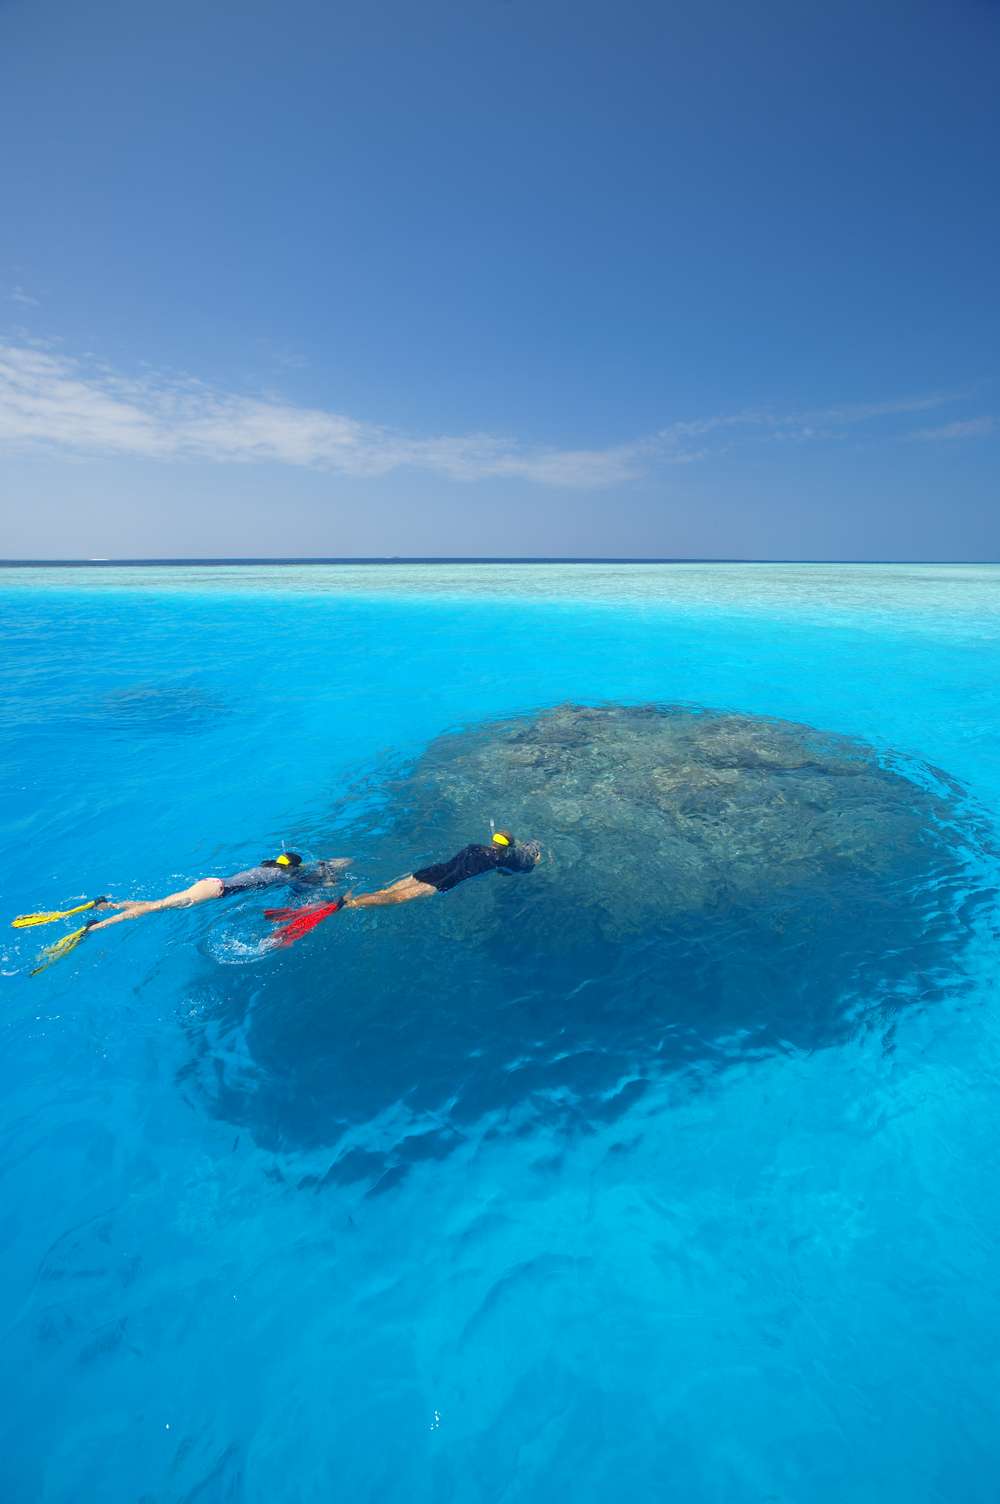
[263,852,304,869]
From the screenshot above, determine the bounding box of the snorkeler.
[264,830,542,945]
[12,852,351,973]
[14,834,540,968]
[347,830,540,907]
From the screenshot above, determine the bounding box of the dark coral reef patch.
[183,704,987,1168]
[392,702,960,943]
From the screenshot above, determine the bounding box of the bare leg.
[88,877,225,931]
[343,875,437,909]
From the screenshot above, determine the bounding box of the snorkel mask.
[490,824,541,863]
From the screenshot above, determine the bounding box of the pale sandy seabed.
[3,561,1000,637]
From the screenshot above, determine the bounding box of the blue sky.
[1,0,997,559]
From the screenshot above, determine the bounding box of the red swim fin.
[267,897,344,947]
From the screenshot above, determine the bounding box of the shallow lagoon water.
[1,564,998,1503]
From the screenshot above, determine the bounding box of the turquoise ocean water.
[1,562,998,1503]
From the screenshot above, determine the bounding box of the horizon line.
[0,556,998,568]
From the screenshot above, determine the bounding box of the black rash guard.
[412,842,537,894]
[220,860,343,897]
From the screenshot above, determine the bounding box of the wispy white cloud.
[910,416,995,442]
[10,286,40,307]
[0,342,648,487]
[0,340,975,489]
[806,395,961,425]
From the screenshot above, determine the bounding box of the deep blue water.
[1,564,998,1503]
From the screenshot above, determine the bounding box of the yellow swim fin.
[29,924,93,976]
[12,897,106,929]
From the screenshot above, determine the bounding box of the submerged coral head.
[400,701,961,948]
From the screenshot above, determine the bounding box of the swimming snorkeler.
[264,830,542,945]
[14,833,540,969]
[12,852,351,973]
[348,830,541,907]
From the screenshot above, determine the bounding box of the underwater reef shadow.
[177,703,994,1189]
[99,683,229,734]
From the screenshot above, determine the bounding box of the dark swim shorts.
[412,842,536,894]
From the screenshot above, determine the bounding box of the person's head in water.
[492,831,541,865]
[263,852,303,870]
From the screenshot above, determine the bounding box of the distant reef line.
[1,557,994,568]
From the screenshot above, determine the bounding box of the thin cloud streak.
[910,416,995,442]
[0,341,972,489]
[0,343,645,488]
